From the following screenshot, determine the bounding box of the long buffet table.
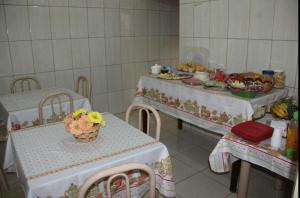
[134,75,289,135]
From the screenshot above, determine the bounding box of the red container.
[231,121,274,143]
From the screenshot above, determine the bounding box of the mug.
[194,72,209,82]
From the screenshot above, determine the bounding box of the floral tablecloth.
[0,87,91,171]
[134,75,288,135]
[209,132,298,181]
[8,113,175,198]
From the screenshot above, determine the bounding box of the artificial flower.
[73,108,88,119]
[88,112,103,124]
[69,121,83,136]
[78,115,93,131]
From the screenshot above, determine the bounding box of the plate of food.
[158,73,193,80]
[176,63,207,73]
[203,80,227,91]
[182,78,202,85]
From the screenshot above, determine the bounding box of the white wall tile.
[91,66,107,94]
[170,36,179,59]
[120,0,133,9]
[170,11,179,35]
[104,0,119,8]
[92,93,109,112]
[160,11,171,35]
[70,8,88,38]
[228,0,250,38]
[247,39,271,73]
[28,0,48,6]
[180,4,193,37]
[10,41,34,75]
[194,37,209,49]
[5,5,30,40]
[104,9,120,37]
[273,0,298,40]
[160,36,171,59]
[122,63,136,89]
[71,38,90,68]
[105,37,120,65]
[107,64,122,92]
[52,39,72,70]
[134,10,148,36]
[270,41,298,87]
[249,0,274,39]
[55,70,74,90]
[123,89,135,111]
[32,40,54,72]
[210,0,228,38]
[89,37,106,66]
[120,9,134,36]
[209,39,227,66]
[49,0,68,6]
[194,1,209,37]
[179,37,193,63]
[135,37,148,62]
[108,91,123,113]
[0,76,12,94]
[134,0,148,9]
[148,36,160,61]
[88,8,104,37]
[149,0,160,11]
[148,11,160,36]
[29,6,51,40]
[135,62,147,83]
[0,42,12,76]
[87,0,103,7]
[50,7,70,39]
[0,6,8,41]
[69,0,87,7]
[4,0,26,5]
[295,66,298,89]
[36,72,55,88]
[121,37,135,63]
[226,39,247,73]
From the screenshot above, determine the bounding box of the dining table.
[209,115,298,198]
[134,75,289,135]
[6,113,175,198]
[0,87,91,171]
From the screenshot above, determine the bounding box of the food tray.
[231,90,257,98]
[158,73,193,80]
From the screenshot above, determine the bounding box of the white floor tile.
[171,157,198,184]
[176,172,231,198]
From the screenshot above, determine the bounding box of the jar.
[273,70,285,88]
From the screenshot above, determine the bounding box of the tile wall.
[179,0,298,96]
[0,0,179,113]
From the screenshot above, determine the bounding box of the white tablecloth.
[209,132,298,181]
[8,113,175,198]
[0,87,91,171]
[134,75,289,135]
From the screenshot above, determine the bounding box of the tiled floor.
[3,112,294,198]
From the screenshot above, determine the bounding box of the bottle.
[271,128,282,150]
[285,111,298,160]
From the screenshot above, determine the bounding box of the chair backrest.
[38,91,74,125]
[78,163,156,198]
[75,76,92,102]
[125,103,161,141]
[10,76,41,94]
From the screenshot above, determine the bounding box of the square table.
[134,75,289,135]
[209,129,298,198]
[7,113,175,198]
[0,87,91,171]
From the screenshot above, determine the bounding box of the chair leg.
[230,159,241,193]
[177,119,183,130]
[0,168,8,192]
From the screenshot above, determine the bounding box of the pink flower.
[69,120,83,136]
[78,115,93,131]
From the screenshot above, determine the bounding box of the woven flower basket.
[73,125,100,143]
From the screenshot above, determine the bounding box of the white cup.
[151,64,162,75]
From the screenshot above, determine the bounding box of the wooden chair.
[10,76,41,94]
[38,91,74,125]
[125,103,161,141]
[75,76,92,103]
[78,163,156,198]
